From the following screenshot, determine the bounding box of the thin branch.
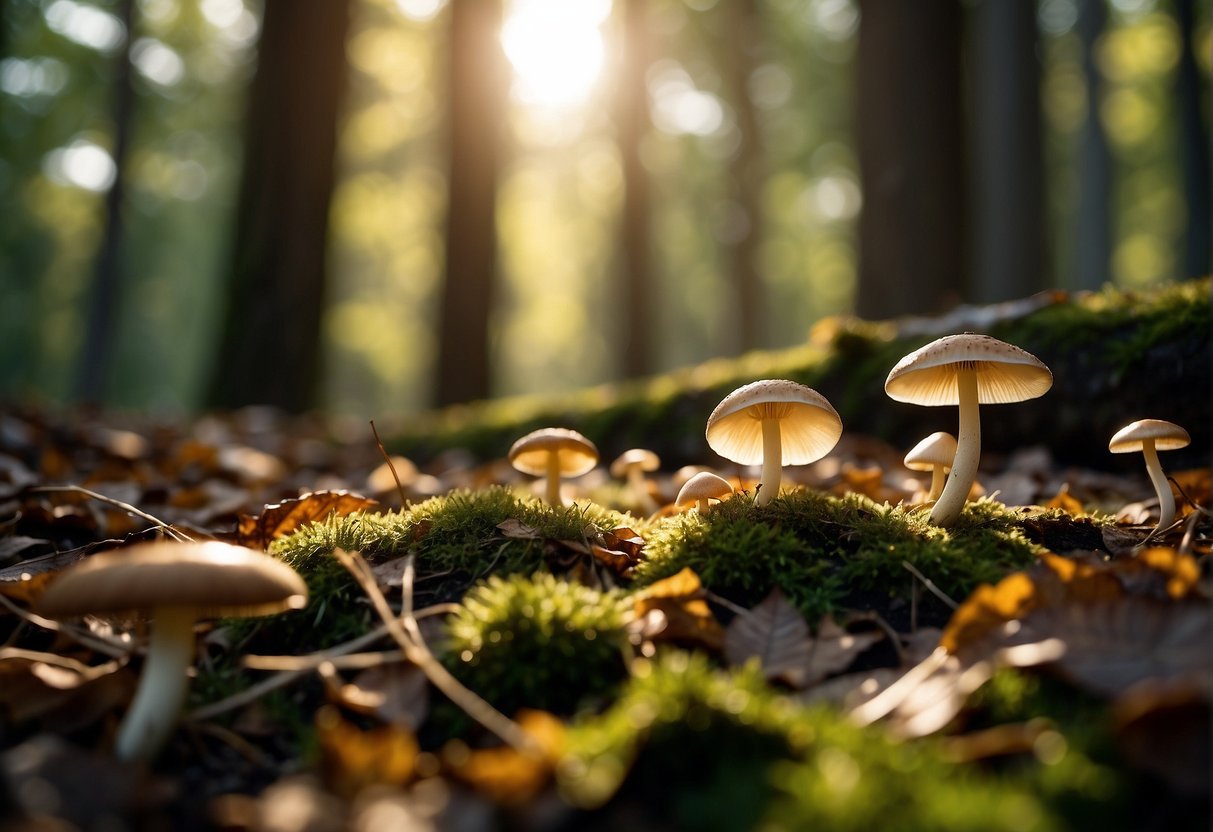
[333,548,541,756]
[369,420,408,507]
[901,561,959,610]
[27,485,194,542]
[0,594,132,658]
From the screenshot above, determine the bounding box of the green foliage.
[633,491,1047,621]
[443,573,631,718]
[265,487,635,649]
[562,652,1063,832]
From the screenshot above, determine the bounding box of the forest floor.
[0,396,1208,832]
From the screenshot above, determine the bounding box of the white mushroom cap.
[903,431,958,471]
[610,448,661,478]
[705,379,842,466]
[508,428,599,477]
[38,541,309,619]
[1108,419,1191,453]
[675,471,734,507]
[885,333,1052,405]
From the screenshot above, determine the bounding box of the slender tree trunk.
[856,0,965,319]
[1175,0,1210,278]
[723,0,765,351]
[436,0,507,406]
[615,0,656,379]
[1074,0,1110,290]
[208,0,351,413]
[75,0,135,402]
[970,0,1046,303]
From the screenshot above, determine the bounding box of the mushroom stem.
[543,451,563,507]
[697,498,710,514]
[626,467,658,515]
[757,417,782,507]
[1141,439,1176,530]
[927,465,947,502]
[115,606,197,762]
[930,366,979,527]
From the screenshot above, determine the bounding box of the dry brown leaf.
[1113,678,1211,797]
[316,704,418,800]
[0,653,135,730]
[795,668,903,710]
[443,709,564,805]
[724,589,812,686]
[235,490,378,549]
[329,663,429,731]
[806,618,884,687]
[631,568,724,650]
[1044,483,1085,516]
[0,547,90,602]
[496,518,541,539]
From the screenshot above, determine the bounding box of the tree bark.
[208,0,351,413]
[435,0,508,405]
[855,0,965,319]
[75,0,135,403]
[615,0,656,378]
[969,0,1047,303]
[723,0,766,352]
[1174,0,1210,278]
[1074,0,1111,290]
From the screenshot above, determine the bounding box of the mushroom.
[1109,418,1190,532]
[610,448,661,516]
[903,431,958,502]
[885,333,1052,527]
[705,379,843,507]
[675,471,735,514]
[37,541,308,762]
[508,427,599,506]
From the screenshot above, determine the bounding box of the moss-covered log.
[393,280,1210,471]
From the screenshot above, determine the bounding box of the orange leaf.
[235,490,378,549]
[316,705,418,799]
[444,710,565,804]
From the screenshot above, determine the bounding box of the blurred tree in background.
[0,0,1207,417]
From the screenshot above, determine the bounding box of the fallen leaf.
[724,589,812,686]
[804,617,884,687]
[1044,483,1085,516]
[496,518,541,539]
[444,709,564,805]
[316,704,418,800]
[329,662,429,731]
[235,490,378,549]
[631,568,724,651]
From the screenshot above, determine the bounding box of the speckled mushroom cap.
[1108,419,1191,453]
[705,379,842,466]
[885,334,1052,406]
[37,541,309,619]
[903,432,958,471]
[610,448,661,478]
[675,471,735,506]
[508,427,599,477]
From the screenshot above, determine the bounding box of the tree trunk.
[969,0,1047,303]
[723,0,766,352]
[615,0,656,379]
[435,0,507,406]
[208,0,351,413]
[1074,0,1111,290]
[75,0,135,403]
[855,0,965,319]
[1175,0,1210,278]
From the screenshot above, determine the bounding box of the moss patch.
[634,491,1051,625]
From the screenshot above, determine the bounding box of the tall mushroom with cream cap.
[885,333,1052,527]
[1109,418,1190,533]
[37,541,308,762]
[904,431,958,502]
[508,427,599,506]
[705,379,843,507]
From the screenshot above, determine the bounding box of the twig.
[901,561,958,610]
[1176,511,1202,558]
[333,548,541,756]
[27,485,194,542]
[369,420,408,507]
[0,647,124,679]
[703,589,749,617]
[843,610,906,666]
[0,594,132,658]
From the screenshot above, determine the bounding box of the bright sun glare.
[501,0,611,109]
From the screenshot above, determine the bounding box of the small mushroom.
[885,334,1052,527]
[610,448,661,515]
[508,427,599,506]
[1109,418,1191,532]
[903,431,958,502]
[37,541,308,762]
[675,471,734,514]
[705,379,843,507]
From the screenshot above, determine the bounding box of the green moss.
[633,491,1047,622]
[442,573,631,718]
[262,487,636,652]
[561,652,1060,832]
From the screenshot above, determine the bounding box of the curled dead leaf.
[235,491,378,549]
